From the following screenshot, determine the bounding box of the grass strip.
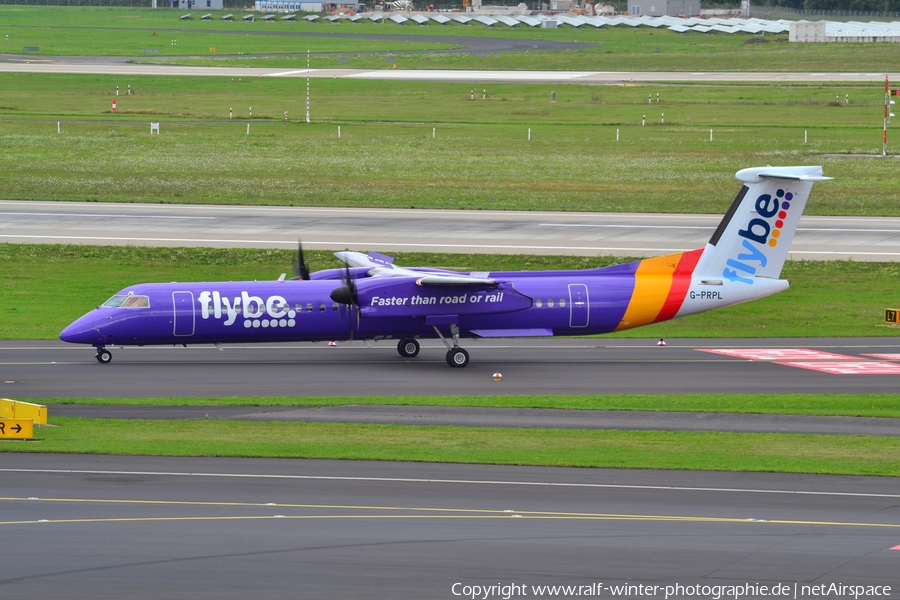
[3,7,900,73]
[1,75,898,214]
[3,244,899,339]
[40,394,900,419]
[3,417,898,477]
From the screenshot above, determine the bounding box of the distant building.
[171,0,223,8]
[628,0,700,16]
[254,0,359,9]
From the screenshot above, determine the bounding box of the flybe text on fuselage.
[723,188,794,285]
[197,291,295,328]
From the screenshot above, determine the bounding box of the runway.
[5,338,900,398]
[1,454,898,599]
[4,199,900,260]
[0,59,897,84]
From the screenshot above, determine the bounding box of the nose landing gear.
[95,348,112,364]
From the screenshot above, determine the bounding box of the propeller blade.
[291,241,311,280]
[344,263,356,341]
[297,242,311,280]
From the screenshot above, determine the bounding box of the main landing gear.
[397,338,420,358]
[398,335,469,367]
[95,347,112,364]
[432,325,470,368]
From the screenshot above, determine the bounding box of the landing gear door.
[172,291,195,337]
[568,283,589,328]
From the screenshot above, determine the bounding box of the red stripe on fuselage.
[654,248,703,322]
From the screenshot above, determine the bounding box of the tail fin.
[693,166,830,283]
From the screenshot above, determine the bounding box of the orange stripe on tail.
[654,248,703,323]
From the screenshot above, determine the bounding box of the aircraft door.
[172,291,195,337]
[568,283,589,328]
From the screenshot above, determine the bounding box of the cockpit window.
[103,294,151,308]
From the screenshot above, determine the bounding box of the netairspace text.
[450,582,893,600]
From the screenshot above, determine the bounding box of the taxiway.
[4,338,900,398]
[1,454,897,599]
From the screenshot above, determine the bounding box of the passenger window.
[306,303,313,313]
[319,302,326,312]
[560,298,566,307]
[547,298,554,308]
[535,298,543,308]
[332,302,339,311]
[295,303,303,312]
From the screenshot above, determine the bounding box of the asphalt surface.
[48,403,900,436]
[1,58,897,83]
[4,199,900,260]
[5,338,900,397]
[1,454,898,599]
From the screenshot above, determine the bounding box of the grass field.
[3,417,898,476]
[1,74,899,213]
[3,6,898,475]
[2,244,898,339]
[3,6,900,72]
[39,394,900,418]
[2,9,899,214]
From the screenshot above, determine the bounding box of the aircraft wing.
[334,251,496,286]
[415,275,496,287]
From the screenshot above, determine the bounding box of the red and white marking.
[698,348,858,361]
[863,354,900,360]
[891,545,900,551]
[776,361,900,375]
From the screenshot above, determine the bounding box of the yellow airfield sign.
[0,398,47,424]
[0,419,33,439]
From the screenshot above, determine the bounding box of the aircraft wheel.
[446,348,469,368]
[96,349,112,364]
[397,339,420,358]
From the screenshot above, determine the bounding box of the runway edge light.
[0,398,48,424]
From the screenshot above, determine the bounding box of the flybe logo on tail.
[724,188,793,285]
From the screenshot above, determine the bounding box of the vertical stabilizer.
[693,166,830,282]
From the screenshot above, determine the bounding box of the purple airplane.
[60,166,829,367]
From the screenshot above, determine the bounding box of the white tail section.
[693,166,830,283]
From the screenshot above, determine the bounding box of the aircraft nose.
[60,313,98,344]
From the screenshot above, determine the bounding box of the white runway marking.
[345,69,597,81]
[0,233,687,253]
[0,212,214,220]
[542,223,900,234]
[2,468,900,499]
